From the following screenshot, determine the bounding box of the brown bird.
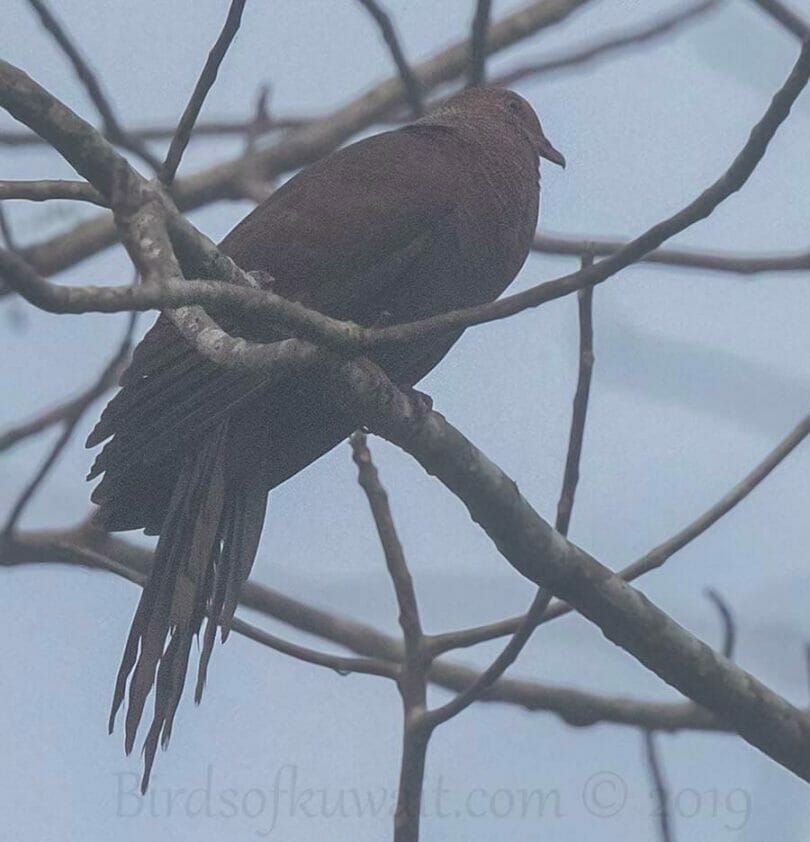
[88,85,564,789]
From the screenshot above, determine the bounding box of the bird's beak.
[538,131,566,168]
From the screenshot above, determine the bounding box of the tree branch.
[494,0,719,87]
[0,179,105,205]
[357,0,423,117]
[159,0,247,184]
[705,589,737,659]
[533,231,810,274]
[643,730,674,842]
[750,0,810,39]
[427,256,596,723]
[16,0,596,278]
[351,432,423,649]
[0,524,766,735]
[555,256,595,536]
[0,112,310,147]
[327,356,810,781]
[25,0,161,170]
[425,412,810,653]
[0,316,131,453]
[469,0,493,86]
[2,313,135,534]
[350,432,427,842]
[12,35,799,350]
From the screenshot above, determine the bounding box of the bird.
[87,85,564,790]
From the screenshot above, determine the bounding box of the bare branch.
[643,731,675,842]
[555,255,595,536]
[0,179,106,205]
[0,206,17,253]
[612,415,810,587]
[469,0,493,86]
[427,590,553,726]
[160,0,247,184]
[0,113,310,147]
[750,0,810,39]
[495,0,719,87]
[0,318,130,452]
[328,356,810,780]
[0,206,15,297]
[533,231,810,275]
[429,412,810,652]
[315,41,810,347]
[0,243,357,357]
[428,256,596,722]
[17,0,596,277]
[25,0,161,170]
[229,615,398,679]
[2,313,135,534]
[14,35,796,347]
[351,432,422,648]
[349,431,427,841]
[357,0,423,117]
[704,589,737,659]
[0,525,770,734]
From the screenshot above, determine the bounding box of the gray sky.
[2,1,809,839]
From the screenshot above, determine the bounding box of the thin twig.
[26,0,160,170]
[350,432,423,649]
[0,354,124,452]
[533,232,810,275]
[428,413,810,653]
[494,0,718,87]
[555,255,595,536]
[427,590,553,726]
[0,114,310,147]
[16,0,594,278]
[427,256,596,722]
[0,206,15,298]
[0,179,106,205]
[235,84,276,202]
[11,38,805,349]
[614,415,810,585]
[0,524,794,735]
[231,614,398,679]
[349,431,427,842]
[2,312,136,534]
[704,589,736,659]
[750,0,810,40]
[357,0,423,117]
[0,205,19,252]
[160,0,247,184]
[644,731,675,842]
[44,538,396,679]
[469,0,493,86]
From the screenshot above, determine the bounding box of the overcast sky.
[2,1,809,840]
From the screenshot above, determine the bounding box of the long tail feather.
[108,417,267,791]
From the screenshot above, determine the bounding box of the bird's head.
[421,86,565,169]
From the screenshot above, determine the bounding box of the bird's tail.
[108,417,268,792]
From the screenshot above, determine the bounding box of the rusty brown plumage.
[88,85,563,790]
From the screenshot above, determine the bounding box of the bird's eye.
[507,97,522,113]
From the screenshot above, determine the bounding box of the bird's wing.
[219,124,460,320]
[88,125,461,530]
